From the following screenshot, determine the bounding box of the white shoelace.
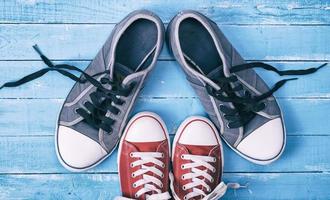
[179,154,218,199]
[169,154,243,200]
[116,152,171,200]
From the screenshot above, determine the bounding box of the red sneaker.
[171,116,228,200]
[117,112,171,200]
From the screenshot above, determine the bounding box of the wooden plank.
[0,1,329,200]
[223,173,330,199]
[0,98,329,137]
[0,25,329,61]
[0,61,328,99]
[0,98,204,137]
[0,173,330,199]
[1,135,330,174]
[0,173,121,200]
[1,0,330,24]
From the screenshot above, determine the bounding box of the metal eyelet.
[213,158,217,162]
[129,152,134,157]
[207,187,211,192]
[181,164,185,169]
[132,183,137,188]
[181,155,185,159]
[212,168,216,173]
[160,173,164,178]
[130,163,134,168]
[181,175,185,180]
[210,178,214,183]
[161,153,164,158]
[74,108,79,114]
[160,183,163,188]
[134,194,138,198]
[131,173,136,178]
[183,195,188,200]
[182,186,186,191]
[161,163,165,168]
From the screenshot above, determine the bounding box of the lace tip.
[287,78,298,81]
[227,182,247,189]
[32,44,43,56]
[317,63,328,69]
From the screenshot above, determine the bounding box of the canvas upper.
[171,116,227,200]
[117,112,171,200]
[53,10,165,171]
[166,10,325,164]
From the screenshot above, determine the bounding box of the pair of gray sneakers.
[1,10,325,171]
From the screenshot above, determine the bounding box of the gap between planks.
[0,171,328,175]
[0,59,329,62]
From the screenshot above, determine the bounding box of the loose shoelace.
[0,45,135,133]
[206,62,327,128]
[115,152,171,200]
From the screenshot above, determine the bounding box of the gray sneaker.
[167,10,326,165]
[0,10,164,171]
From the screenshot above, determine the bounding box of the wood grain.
[0,135,329,174]
[0,98,329,137]
[0,25,329,61]
[1,0,330,24]
[1,173,330,199]
[0,61,328,99]
[0,1,330,199]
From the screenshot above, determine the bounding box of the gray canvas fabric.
[56,10,164,170]
[167,10,284,152]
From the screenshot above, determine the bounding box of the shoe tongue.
[113,62,133,81]
[183,53,224,80]
[206,66,224,80]
[183,144,215,156]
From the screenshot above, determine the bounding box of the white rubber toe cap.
[57,125,107,170]
[125,112,167,142]
[178,116,220,146]
[236,118,285,163]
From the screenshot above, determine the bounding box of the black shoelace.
[0,45,135,133]
[206,62,327,128]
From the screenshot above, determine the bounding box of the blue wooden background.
[0,0,330,199]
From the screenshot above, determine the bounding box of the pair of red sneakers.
[116,112,229,200]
